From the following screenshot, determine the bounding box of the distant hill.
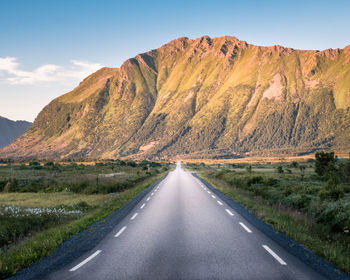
[0,116,32,149]
[0,35,349,159]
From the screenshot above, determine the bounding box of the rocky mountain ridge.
[0,35,349,159]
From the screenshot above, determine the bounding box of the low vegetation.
[188,152,350,275]
[0,160,170,279]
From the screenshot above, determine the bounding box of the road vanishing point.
[47,163,327,280]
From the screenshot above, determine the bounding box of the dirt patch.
[140,141,158,152]
[262,74,283,101]
[184,91,194,102]
[305,79,319,89]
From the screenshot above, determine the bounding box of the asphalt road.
[47,163,327,280]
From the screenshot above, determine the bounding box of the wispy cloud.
[0,57,103,85]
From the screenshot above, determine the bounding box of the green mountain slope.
[1,36,349,159]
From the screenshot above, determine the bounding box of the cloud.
[0,57,103,85]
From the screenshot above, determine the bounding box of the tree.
[315,151,335,176]
[277,166,284,174]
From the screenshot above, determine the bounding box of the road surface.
[47,163,327,279]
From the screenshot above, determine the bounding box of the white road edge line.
[115,226,127,237]
[225,209,234,216]
[262,245,287,265]
[211,195,216,199]
[140,203,146,209]
[131,213,138,220]
[69,250,102,271]
[239,222,252,233]
[217,200,223,206]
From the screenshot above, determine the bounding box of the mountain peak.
[1,35,349,159]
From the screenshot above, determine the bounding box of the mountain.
[0,36,349,160]
[0,116,32,149]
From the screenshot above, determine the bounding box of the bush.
[315,201,350,232]
[277,166,284,174]
[0,181,7,192]
[29,161,40,167]
[247,176,264,186]
[318,186,345,201]
[228,177,244,188]
[282,194,313,210]
[265,177,278,186]
[69,182,89,193]
[29,161,42,170]
[315,151,335,177]
[126,161,137,167]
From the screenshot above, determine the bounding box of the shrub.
[282,194,313,210]
[315,201,350,232]
[228,177,244,188]
[74,201,91,211]
[318,186,345,201]
[277,166,284,174]
[315,151,335,177]
[265,178,278,186]
[247,176,264,186]
[127,161,137,167]
[69,182,89,193]
[0,181,7,192]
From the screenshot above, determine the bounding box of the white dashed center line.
[131,213,138,220]
[217,200,223,206]
[225,209,234,216]
[115,226,127,237]
[151,192,154,196]
[239,222,252,233]
[211,195,216,199]
[207,191,211,194]
[69,250,102,272]
[147,197,150,201]
[140,203,146,209]
[263,245,287,265]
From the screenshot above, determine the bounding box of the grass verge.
[0,172,167,279]
[198,173,350,276]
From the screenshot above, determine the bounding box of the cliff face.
[1,36,349,159]
[0,117,32,148]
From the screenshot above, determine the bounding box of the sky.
[1,0,350,122]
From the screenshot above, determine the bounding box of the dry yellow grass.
[182,153,349,165]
